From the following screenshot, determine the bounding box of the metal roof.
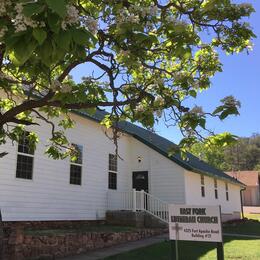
[74,109,244,187]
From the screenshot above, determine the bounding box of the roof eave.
[72,110,244,188]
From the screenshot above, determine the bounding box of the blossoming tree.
[0,0,255,158]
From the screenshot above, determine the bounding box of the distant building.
[226,171,260,206]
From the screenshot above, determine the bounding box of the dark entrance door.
[132,171,148,192]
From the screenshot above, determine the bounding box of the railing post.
[140,190,144,211]
[132,189,136,212]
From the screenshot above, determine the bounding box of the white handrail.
[107,189,169,223]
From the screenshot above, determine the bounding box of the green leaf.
[213,106,224,115]
[45,0,66,18]
[84,30,98,46]
[189,90,197,98]
[23,3,44,17]
[199,118,206,129]
[72,29,90,45]
[55,31,72,51]
[47,13,61,33]
[38,40,53,66]
[33,28,47,45]
[12,39,37,65]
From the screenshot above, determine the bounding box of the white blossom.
[190,106,204,115]
[82,76,92,82]
[61,5,79,30]
[154,96,165,106]
[117,9,140,25]
[82,16,98,34]
[60,83,72,93]
[238,3,253,10]
[166,16,188,28]
[130,5,158,19]
[193,81,200,89]
[0,0,11,17]
[136,104,145,113]
[247,41,253,51]
[119,50,130,57]
[154,78,164,86]
[173,71,186,81]
[13,3,38,33]
[51,80,61,91]
[155,109,162,117]
[150,6,158,17]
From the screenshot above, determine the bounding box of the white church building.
[0,110,244,223]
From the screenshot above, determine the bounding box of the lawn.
[223,220,260,236]
[25,224,137,236]
[106,221,260,260]
[106,238,260,260]
[244,213,260,221]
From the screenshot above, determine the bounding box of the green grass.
[106,222,260,260]
[25,225,137,236]
[106,238,260,260]
[223,220,260,236]
[244,213,260,221]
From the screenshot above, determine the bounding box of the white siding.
[184,170,242,215]
[0,113,131,221]
[129,138,186,204]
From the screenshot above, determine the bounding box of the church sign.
[169,204,222,242]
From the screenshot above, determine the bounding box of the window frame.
[108,153,117,190]
[69,144,83,186]
[16,131,35,180]
[200,174,205,197]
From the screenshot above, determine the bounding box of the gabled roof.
[226,171,259,187]
[74,109,244,187]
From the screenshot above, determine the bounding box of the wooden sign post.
[170,223,182,260]
[169,205,224,260]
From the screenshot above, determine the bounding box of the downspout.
[240,187,246,219]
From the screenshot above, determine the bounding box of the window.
[214,179,218,199]
[108,154,117,190]
[200,175,205,197]
[70,144,83,185]
[225,183,229,201]
[201,186,205,197]
[16,131,34,180]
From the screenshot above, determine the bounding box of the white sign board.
[169,204,222,242]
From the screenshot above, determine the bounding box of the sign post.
[168,204,224,260]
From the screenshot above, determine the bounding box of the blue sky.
[72,0,260,144]
[155,0,260,143]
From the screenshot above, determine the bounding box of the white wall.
[129,138,186,204]
[0,113,132,221]
[184,170,242,217]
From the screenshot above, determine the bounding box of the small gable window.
[108,154,117,190]
[200,175,205,197]
[16,131,35,180]
[70,144,83,185]
[225,183,229,201]
[214,179,218,199]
